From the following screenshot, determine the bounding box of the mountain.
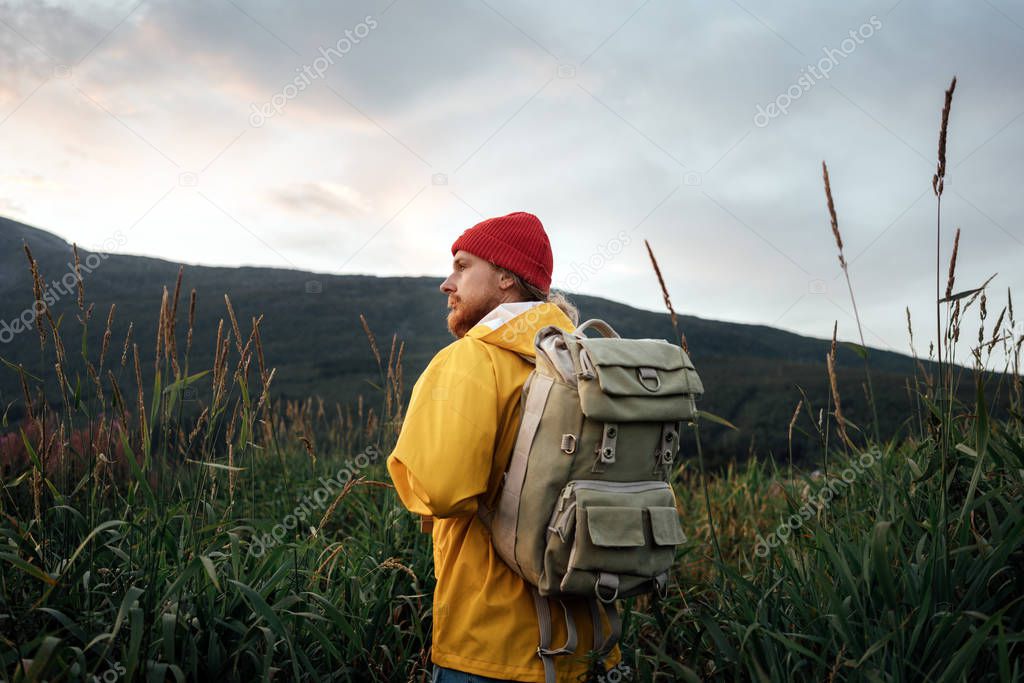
[0,215,992,467]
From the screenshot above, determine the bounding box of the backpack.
[476,317,704,682]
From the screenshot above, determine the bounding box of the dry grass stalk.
[822,160,880,443]
[787,399,803,464]
[951,299,962,343]
[92,451,112,494]
[227,442,236,506]
[317,476,360,534]
[643,239,689,355]
[826,352,851,450]
[23,243,47,351]
[945,227,960,299]
[392,340,405,423]
[299,435,317,469]
[54,361,68,394]
[826,321,853,450]
[906,307,931,385]
[360,313,382,371]
[107,369,130,430]
[254,368,276,416]
[822,161,845,270]
[187,289,197,361]
[377,557,419,584]
[99,304,115,373]
[72,243,84,311]
[253,315,268,388]
[933,76,957,197]
[49,315,67,368]
[155,287,168,377]
[213,319,225,377]
[187,406,209,443]
[385,333,398,418]
[315,477,393,535]
[23,243,65,364]
[212,321,231,410]
[32,466,42,525]
[18,365,35,424]
[364,407,378,437]
[1007,287,1015,329]
[232,314,261,382]
[312,543,348,586]
[989,306,1006,349]
[978,291,988,347]
[132,343,147,442]
[167,266,184,378]
[225,402,241,449]
[224,294,245,357]
[120,321,133,367]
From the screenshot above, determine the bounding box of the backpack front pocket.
[540,479,685,597]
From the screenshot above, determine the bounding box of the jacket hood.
[465,301,576,358]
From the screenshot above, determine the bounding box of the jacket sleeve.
[386,339,498,518]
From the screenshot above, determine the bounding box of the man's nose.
[440,276,454,294]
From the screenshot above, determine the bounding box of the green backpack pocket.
[541,479,686,598]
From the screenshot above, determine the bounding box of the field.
[1,78,1022,682]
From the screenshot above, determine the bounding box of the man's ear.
[496,270,517,292]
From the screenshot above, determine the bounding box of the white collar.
[476,300,545,331]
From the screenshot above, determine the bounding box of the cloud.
[271,181,372,217]
[0,195,24,215]
[0,0,1020,369]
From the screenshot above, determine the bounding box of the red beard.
[446,295,498,338]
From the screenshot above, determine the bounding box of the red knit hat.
[450,211,553,293]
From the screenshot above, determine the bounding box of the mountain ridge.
[1,214,987,465]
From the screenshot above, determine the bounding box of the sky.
[1,0,1022,372]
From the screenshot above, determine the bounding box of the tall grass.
[1,257,429,681]
[631,76,1022,681]
[1,77,1022,682]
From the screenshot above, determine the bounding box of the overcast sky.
[1,0,1021,370]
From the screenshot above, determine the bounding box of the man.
[386,211,623,682]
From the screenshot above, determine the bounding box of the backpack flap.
[573,337,703,422]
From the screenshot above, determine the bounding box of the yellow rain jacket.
[387,301,622,682]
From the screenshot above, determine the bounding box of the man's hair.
[491,263,580,327]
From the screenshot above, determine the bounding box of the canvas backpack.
[477,317,704,682]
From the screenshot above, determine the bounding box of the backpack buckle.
[653,571,670,600]
[595,572,620,603]
[598,424,617,464]
[653,422,678,474]
[591,424,617,473]
[637,366,661,391]
[560,433,577,454]
[577,348,597,380]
